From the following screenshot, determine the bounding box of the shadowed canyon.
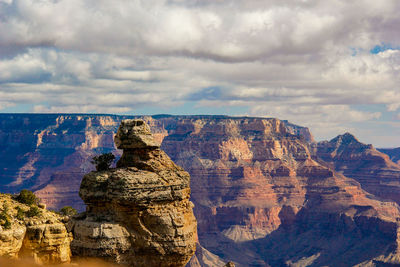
[1,114,400,266]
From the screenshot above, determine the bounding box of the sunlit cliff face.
[0,258,120,267]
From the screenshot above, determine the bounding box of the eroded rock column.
[70,119,197,267]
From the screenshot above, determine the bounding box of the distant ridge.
[1,114,400,265]
[379,147,400,165]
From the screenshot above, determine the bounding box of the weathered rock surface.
[0,194,71,264]
[3,114,400,266]
[314,133,400,204]
[0,114,122,210]
[114,119,160,149]
[379,147,400,165]
[69,119,197,266]
[0,114,310,211]
[161,118,400,266]
[186,242,227,267]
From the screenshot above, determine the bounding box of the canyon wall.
[160,118,400,266]
[2,114,400,266]
[313,133,400,204]
[379,147,400,165]
[0,114,122,210]
[0,114,311,210]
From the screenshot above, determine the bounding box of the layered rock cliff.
[68,119,197,266]
[0,114,124,210]
[314,133,400,205]
[0,193,71,264]
[379,147,400,165]
[2,114,400,266]
[161,118,400,266]
[0,114,312,211]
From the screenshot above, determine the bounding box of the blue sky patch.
[370,43,400,54]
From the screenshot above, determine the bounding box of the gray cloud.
[1,0,399,61]
[0,0,400,145]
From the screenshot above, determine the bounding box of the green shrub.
[16,189,38,206]
[0,209,11,229]
[26,206,41,218]
[59,206,77,216]
[15,206,25,220]
[3,219,11,229]
[2,202,9,213]
[91,153,115,171]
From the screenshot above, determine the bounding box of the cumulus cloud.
[1,0,399,60]
[0,0,400,145]
[249,103,382,139]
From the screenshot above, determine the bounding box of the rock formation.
[0,193,71,264]
[186,242,227,267]
[161,118,400,266]
[69,119,197,266]
[0,114,311,211]
[314,133,400,204]
[379,147,400,165]
[0,114,122,210]
[3,114,400,266]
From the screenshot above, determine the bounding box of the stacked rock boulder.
[69,119,197,266]
[0,194,72,264]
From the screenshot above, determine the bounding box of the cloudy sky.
[1,0,400,147]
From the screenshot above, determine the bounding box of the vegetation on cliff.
[0,192,72,264]
[16,190,39,206]
[2,114,400,266]
[59,206,77,216]
[91,152,115,171]
[69,119,197,267]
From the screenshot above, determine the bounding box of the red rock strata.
[161,118,400,266]
[2,114,400,266]
[379,147,400,165]
[314,133,400,204]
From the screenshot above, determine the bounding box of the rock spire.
[69,119,197,266]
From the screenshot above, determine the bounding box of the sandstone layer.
[69,119,197,266]
[161,118,400,266]
[2,114,400,266]
[314,133,400,205]
[186,242,227,267]
[0,193,71,264]
[0,114,310,211]
[379,147,400,165]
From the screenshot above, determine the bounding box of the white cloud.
[248,103,382,139]
[0,0,398,61]
[0,52,49,83]
[0,0,400,145]
[251,104,381,123]
[0,101,15,110]
[32,104,131,114]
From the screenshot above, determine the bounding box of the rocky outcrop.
[186,242,227,267]
[0,114,123,211]
[3,114,400,266]
[379,147,400,165]
[0,193,71,264]
[0,114,313,211]
[161,118,400,266]
[69,119,197,266]
[314,133,400,204]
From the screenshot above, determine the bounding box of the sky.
[0,0,400,147]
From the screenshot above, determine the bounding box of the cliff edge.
[68,119,197,266]
[0,193,71,264]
